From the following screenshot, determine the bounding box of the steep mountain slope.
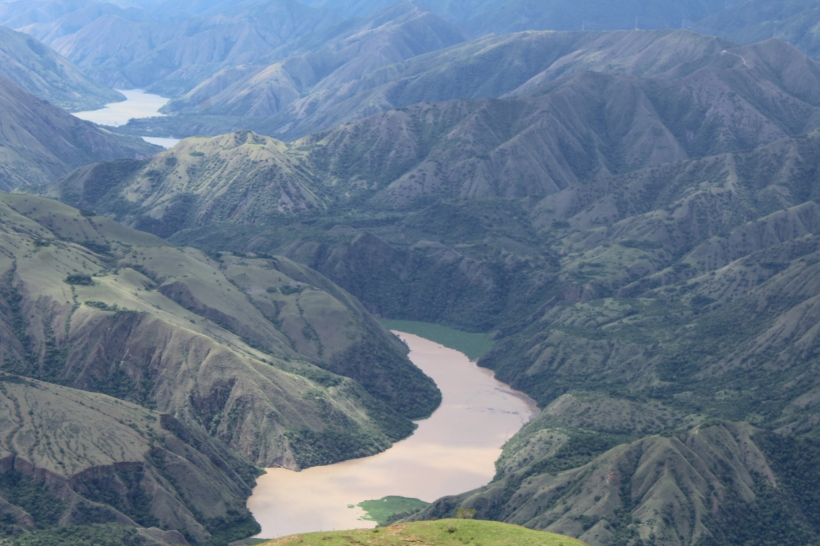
[0,192,439,473]
[0,25,122,111]
[165,2,469,118]
[0,374,259,545]
[0,77,159,191]
[410,422,820,546]
[289,42,820,207]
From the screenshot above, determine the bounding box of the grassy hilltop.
[261,520,586,546]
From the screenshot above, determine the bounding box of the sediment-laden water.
[248,332,538,539]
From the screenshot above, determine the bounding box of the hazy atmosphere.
[1,0,820,545]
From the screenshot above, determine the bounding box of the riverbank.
[247,332,537,539]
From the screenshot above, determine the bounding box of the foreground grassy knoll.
[261,520,585,546]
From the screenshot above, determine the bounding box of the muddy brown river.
[248,332,538,538]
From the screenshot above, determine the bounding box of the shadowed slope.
[0,25,123,111]
[0,77,159,191]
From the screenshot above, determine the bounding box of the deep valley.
[2,1,820,545]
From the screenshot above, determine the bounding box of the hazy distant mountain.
[7,0,343,93]
[0,24,123,110]
[13,0,155,43]
[245,29,738,140]
[696,0,820,59]
[165,2,469,118]
[128,29,752,140]
[0,77,159,190]
[302,0,737,33]
[454,0,733,35]
[301,0,401,18]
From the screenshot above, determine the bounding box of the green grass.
[379,319,494,361]
[357,496,430,525]
[261,519,586,546]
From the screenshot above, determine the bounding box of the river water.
[248,332,538,539]
[72,89,180,148]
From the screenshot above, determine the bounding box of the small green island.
[260,519,586,545]
[356,496,430,526]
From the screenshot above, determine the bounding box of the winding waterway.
[72,89,180,148]
[248,332,538,539]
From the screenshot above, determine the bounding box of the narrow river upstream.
[248,332,538,539]
[72,89,180,148]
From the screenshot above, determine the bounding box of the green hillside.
[260,520,586,546]
[0,191,441,542]
[0,373,260,545]
[410,423,820,545]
